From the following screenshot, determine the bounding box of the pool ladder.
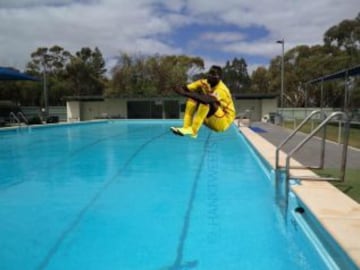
[275,110,350,212]
[9,112,29,126]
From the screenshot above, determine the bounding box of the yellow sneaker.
[177,127,193,135]
[170,126,183,136]
[177,127,198,139]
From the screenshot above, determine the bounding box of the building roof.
[64,96,105,101]
[307,64,360,85]
[233,93,278,99]
[65,93,278,101]
[0,67,40,81]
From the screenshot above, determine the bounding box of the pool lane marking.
[0,126,152,191]
[35,130,169,270]
[163,132,212,270]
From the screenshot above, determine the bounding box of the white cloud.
[156,0,186,12]
[0,0,178,69]
[200,32,246,43]
[262,1,356,44]
[221,40,300,59]
[0,0,358,72]
[0,0,99,8]
[247,63,269,76]
[185,0,358,57]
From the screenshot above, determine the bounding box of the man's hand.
[174,86,187,96]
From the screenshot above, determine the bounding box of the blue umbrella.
[0,67,40,81]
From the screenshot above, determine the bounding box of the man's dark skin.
[174,69,221,117]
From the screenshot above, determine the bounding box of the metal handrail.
[275,110,324,169]
[285,111,349,181]
[16,112,28,125]
[9,112,21,125]
[283,111,350,209]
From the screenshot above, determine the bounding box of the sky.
[0,0,357,75]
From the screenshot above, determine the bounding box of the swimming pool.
[0,121,349,269]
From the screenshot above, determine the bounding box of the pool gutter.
[238,125,360,269]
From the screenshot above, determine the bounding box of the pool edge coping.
[238,125,360,269]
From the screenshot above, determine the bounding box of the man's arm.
[174,86,218,105]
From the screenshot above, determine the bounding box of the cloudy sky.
[0,0,357,74]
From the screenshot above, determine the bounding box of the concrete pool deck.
[238,124,360,268]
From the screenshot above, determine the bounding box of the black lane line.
[36,130,168,270]
[165,132,212,270]
[0,126,151,191]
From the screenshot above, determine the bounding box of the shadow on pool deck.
[249,122,360,169]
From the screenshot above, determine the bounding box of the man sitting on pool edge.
[171,65,236,138]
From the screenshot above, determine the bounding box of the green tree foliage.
[1,14,359,109]
[0,46,72,106]
[246,13,360,108]
[250,67,270,93]
[27,45,72,74]
[26,45,72,105]
[267,44,352,107]
[324,12,360,66]
[0,79,28,106]
[16,45,107,106]
[259,13,360,108]
[66,47,107,96]
[323,13,360,109]
[108,53,204,97]
[222,58,251,94]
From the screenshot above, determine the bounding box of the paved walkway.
[249,122,360,169]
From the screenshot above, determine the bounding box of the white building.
[66,94,278,122]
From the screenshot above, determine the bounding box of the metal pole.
[42,59,48,121]
[281,40,284,108]
[304,83,308,109]
[319,80,326,169]
[340,117,350,182]
[276,39,285,109]
[344,70,349,113]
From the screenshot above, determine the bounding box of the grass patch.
[312,168,360,203]
[283,121,360,148]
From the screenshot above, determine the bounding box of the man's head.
[207,65,222,87]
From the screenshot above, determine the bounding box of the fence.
[21,106,67,122]
[277,107,360,122]
[277,108,335,121]
[277,107,360,144]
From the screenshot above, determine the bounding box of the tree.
[152,55,204,95]
[250,67,270,93]
[26,45,72,105]
[27,46,71,74]
[222,58,251,94]
[23,46,107,104]
[323,13,360,109]
[267,42,356,107]
[324,12,360,66]
[108,53,204,97]
[260,13,360,108]
[65,47,107,96]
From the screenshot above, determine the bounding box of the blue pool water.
[0,121,337,269]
